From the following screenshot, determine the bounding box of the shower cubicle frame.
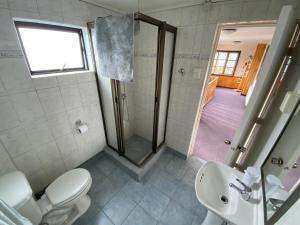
[87,13,177,167]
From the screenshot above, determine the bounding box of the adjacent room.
[0,1,299,225]
[193,26,276,162]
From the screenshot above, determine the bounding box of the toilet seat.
[45,168,92,207]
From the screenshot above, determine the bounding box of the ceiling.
[87,0,208,13]
[219,26,276,45]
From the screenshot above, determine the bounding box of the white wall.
[146,0,300,156]
[0,0,116,193]
[217,42,261,76]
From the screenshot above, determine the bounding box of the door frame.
[188,20,277,163]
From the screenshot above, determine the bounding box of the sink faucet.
[229,178,252,201]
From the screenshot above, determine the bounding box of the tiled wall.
[147,0,300,156]
[0,0,116,193]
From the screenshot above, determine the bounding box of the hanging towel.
[94,14,134,82]
[0,199,32,225]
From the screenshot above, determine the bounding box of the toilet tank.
[0,171,43,225]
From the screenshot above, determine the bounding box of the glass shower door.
[156,31,175,147]
[121,21,159,165]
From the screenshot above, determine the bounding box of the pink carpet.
[193,87,246,162]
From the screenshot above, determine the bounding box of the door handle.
[224,139,231,145]
[271,157,284,166]
[292,162,299,168]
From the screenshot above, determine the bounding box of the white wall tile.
[0,126,32,157]
[57,74,78,86]
[13,150,43,176]
[218,2,242,22]
[0,96,20,131]
[0,141,16,176]
[0,58,34,93]
[10,91,44,122]
[36,141,61,166]
[55,133,77,157]
[0,8,19,50]
[37,87,66,115]
[22,118,53,147]
[47,112,72,139]
[8,0,38,12]
[76,71,96,83]
[0,0,8,9]
[181,5,200,26]
[60,85,82,110]
[37,0,63,16]
[79,82,99,105]
[33,76,58,90]
[240,1,270,21]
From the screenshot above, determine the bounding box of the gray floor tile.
[123,206,157,225]
[96,156,117,176]
[160,200,194,225]
[92,177,121,208]
[172,183,201,213]
[90,210,114,225]
[192,214,206,225]
[110,167,131,188]
[165,157,188,180]
[73,201,100,225]
[122,179,148,203]
[150,171,180,197]
[103,191,136,225]
[181,167,197,187]
[139,187,170,220]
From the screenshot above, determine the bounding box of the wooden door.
[240,43,268,95]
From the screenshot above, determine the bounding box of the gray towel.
[94,14,134,82]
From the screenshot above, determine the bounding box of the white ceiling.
[88,0,207,13]
[219,26,276,45]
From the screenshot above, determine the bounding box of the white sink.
[195,161,261,225]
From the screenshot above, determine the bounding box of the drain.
[220,195,229,204]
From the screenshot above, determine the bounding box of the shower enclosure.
[88,13,177,166]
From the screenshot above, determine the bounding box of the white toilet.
[0,168,92,225]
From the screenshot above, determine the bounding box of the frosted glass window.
[15,22,88,75]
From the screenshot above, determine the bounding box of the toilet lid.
[45,168,91,206]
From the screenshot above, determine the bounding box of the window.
[212,51,240,76]
[15,21,88,75]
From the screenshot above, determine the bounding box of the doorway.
[192,25,276,163]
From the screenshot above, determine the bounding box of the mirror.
[262,100,300,221]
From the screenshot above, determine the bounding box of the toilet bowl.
[0,168,92,225]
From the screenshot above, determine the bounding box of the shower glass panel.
[121,21,158,165]
[156,31,175,147]
[89,27,118,149]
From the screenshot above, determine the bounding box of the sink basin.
[195,161,260,225]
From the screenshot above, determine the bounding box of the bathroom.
[0,0,299,225]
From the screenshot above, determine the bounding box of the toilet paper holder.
[75,120,88,134]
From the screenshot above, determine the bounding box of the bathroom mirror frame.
[261,98,300,225]
[87,13,177,167]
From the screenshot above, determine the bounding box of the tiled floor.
[124,135,152,165]
[74,150,207,225]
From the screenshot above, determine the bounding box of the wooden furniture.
[211,75,242,89]
[204,76,219,105]
[240,43,268,95]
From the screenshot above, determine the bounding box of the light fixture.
[222,28,237,35]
